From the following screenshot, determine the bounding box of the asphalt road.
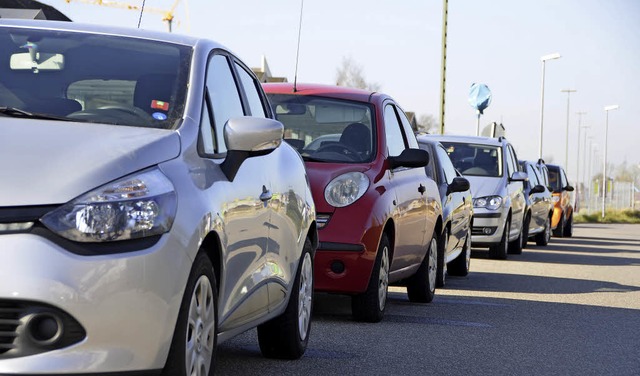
[215,223,640,375]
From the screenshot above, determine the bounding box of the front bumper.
[470,208,507,247]
[0,232,191,374]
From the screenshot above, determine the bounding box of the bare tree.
[335,56,380,91]
[417,114,439,134]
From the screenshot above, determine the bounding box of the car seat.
[339,122,371,155]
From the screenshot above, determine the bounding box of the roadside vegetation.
[575,209,640,224]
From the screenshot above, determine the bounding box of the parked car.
[0,20,318,375]
[546,164,575,237]
[431,135,527,259]
[417,136,473,286]
[264,83,442,322]
[519,159,554,247]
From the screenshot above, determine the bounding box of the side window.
[206,54,244,154]
[421,145,437,181]
[539,165,550,186]
[505,145,517,177]
[561,169,569,188]
[199,95,215,155]
[437,145,457,184]
[397,108,419,149]
[383,104,406,157]
[234,62,267,118]
[526,163,540,186]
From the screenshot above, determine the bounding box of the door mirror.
[564,185,575,192]
[388,148,429,169]
[530,184,545,194]
[510,171,528,182]
[447,177,470,195]
[222,117,284,181]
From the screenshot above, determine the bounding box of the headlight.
[473,195,503,210]
[551,195,560,203]
[41,168,177,242]
[324,172,369,208]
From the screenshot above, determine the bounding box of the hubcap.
[378,246,389,311]
[186,275,215,376]
[427,238,437,292]
[298,252,313,341]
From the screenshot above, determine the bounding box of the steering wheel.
[315,143,363,161]
[97,105,154,121]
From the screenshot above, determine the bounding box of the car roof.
[263,82,388,103]
[416,134,442,147]
[425,134,505,147]
[0,18,203,47]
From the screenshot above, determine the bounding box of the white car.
[0,20,317,375]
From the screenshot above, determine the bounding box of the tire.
[258,238,314,359]
[520,212,530,250]
[352,234,390,323]
[553,214,565,237]
[535,216,551,246]
[563,213,573,237]
[489,219,509,260]
[163,253,218,376]
[448,226,471,276]
[407,233,437,303]
[435,230,447,288]
[508,218,523,255]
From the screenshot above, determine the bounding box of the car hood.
[464,176,504,199]
[0,119,181,206]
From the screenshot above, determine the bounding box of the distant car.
[431,135,527,259]
[264,83,443,323]
[0,20,318,375]
[417,136,473,286]
[546,164,575,237]
[519,160,554,247]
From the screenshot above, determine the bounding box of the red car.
[264,83,442,322]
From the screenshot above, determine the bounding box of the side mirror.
[564,185,575,192]
[388,148,429,169]
[221,117,284,181]
[530,184,545,194]
[510,171,528,182]
[447,176,470,195]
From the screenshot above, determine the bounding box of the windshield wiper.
[0,107,71,121]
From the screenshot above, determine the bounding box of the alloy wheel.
[298,252,313,341]
[378,246,390,311]
[186,276,216,376]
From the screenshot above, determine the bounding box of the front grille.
[0,301,22,355]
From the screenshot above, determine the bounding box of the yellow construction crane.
[64,0,183,32]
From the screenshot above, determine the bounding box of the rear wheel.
[535,216,551,246]
[258,238,314,359]
[521,212,530,250]
[407,233,437,303]
[563,213,573,237]
[489,219,509,260]
[553,214,565,237]
[352,234,390,323]
[163,253,217,376]
[508,218,523,255]
[448,226,471,276]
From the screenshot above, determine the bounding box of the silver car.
[0,20,317,375]
[432,135,527,259]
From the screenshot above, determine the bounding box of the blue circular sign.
[468,83,492,114]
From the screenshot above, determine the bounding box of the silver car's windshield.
[267,94,375,163]
[0,26,191,129]
[441,142,503,177]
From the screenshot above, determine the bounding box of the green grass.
[575,209,640,224]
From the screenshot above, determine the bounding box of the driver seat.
[339,122,371,155]
[133,73,176,115]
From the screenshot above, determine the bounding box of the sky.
[37,0,640,184]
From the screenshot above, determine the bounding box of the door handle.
[418,184,426,195]
[260,185,272,202]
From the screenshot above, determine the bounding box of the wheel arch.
[199,231,223,294]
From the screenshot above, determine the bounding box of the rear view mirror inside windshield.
[10,52,65,72]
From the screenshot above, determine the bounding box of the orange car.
[546,164,575,237]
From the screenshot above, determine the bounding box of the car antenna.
[137,0,147,29]
[292,0,305,93]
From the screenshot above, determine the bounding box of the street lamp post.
[576,124,589,210]
[538,53,561,159]
[575,112,587,184]
[561,89,577,171]
[602,104,619,218]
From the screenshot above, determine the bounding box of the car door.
[525,162,546,232]
[505,144,525,238]
[202,53,271,330]
[384,103,429,273]
[436,144,468,252]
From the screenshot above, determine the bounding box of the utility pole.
[561,89,577,173]
[438,0,448,135]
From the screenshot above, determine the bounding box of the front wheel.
[352,234,390,323]
[563,213,573,237]
[520,212,530,250]
[163,253,217,376]
[489,219,509,260]
[435,230,447,288]
[406,233,437,303]
[258,238,314,359]
[448,226,471,276]
[535,216,551,246]
[553,214,565,237]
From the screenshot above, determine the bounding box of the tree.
[417,114,439,134]
[335,56,380,91]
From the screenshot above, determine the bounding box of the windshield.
[548,168,562,192]
[441,142,503,177]
[0,26,191,129]
[267,94,375,163]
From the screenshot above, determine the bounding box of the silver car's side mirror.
[510,171,528,182]
[222,117,284,181]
